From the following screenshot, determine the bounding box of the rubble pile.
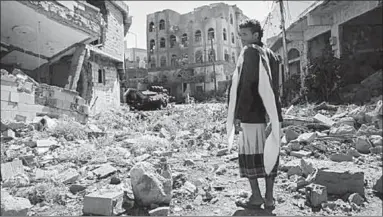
[1,100,382,216]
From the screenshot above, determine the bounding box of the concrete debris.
[93,164,117,179]
[69,184,87,194]
[1,159,24,180]
[329,124,356,136]
[372,175,382,194]
[305,183,328,208]
[1,192,32,216]
[56,168,80,184]
[355,136,372,154]
[330,154,353,162]
[314,114,335,127]
[83,190,124,216]
[130,162,172,207]
[348,193,364,206]
[314,168,364,196]
[290,150,312,158]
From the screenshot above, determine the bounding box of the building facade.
[145,3,248,100]
[264,0,382,95]
[1,0,131,117]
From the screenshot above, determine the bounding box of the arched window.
[231,32,235,44]
[98,69,105,84]
[149,39,155,53]
[208,49,215,62]
[160,56,166,67]
[195,50,203,63]
[224,50,229,62]
[288,48,300,60]
[230,14,233,24]
[160,38,166,48]
[171,54,178,67]
[195,30,202,42]
[181,33,188,48]
[170,35,176,48]
[149,22,155,32]
[232,52,236,63]
[181,53,188,65]
[223,28,227,41]
[159,19,165,30]
[208,28,215,40]
[150,56,156,68]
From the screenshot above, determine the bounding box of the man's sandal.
[235,198,264,209]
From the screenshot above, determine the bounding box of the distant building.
[146,2,248,100]
[124,47,148,69]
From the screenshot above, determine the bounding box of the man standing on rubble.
[226,19,283,210]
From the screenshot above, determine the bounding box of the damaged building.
[264,0,382,100]
[144,3,248,101]
[1,0,131,122]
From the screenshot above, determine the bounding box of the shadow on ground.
[232,208,276,216]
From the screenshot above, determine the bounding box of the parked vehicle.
[124,88,169,110]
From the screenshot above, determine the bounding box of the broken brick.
[1,159,24,180]
[93,164,117,179]
[56,168,80,184]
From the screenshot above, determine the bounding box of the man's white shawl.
[226,44,281,175]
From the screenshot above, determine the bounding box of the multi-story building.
[145,2,248,100]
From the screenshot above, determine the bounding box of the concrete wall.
[89,55,121,114]
[1,74,88,123]
[100,1,125,61]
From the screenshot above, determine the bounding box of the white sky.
[124,1,274,49]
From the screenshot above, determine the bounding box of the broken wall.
[89,55,121,114]
[1,73,89,123]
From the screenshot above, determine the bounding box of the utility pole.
[278,0,290,82]
[210,37,217,96]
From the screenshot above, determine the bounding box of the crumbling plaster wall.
[100,1,125,61]
[89,55,120,114]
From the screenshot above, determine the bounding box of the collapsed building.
[1,0,131,123]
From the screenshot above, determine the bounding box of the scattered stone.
[300,159,315,177]
[183,181,197,194]
[287,166,303,177]
[285,128,299,142]
[215,165,227,175]
[314,168,364,195]
[290,150,312,158]
[329,124,356,136]
[287,141,301,151]
[373,175,382,194]
[312,141,327,152]
[297,132,317,143]
[348,193,364,206]
[216,148,228,157]
[93,164,117,179]
[83,190,124,216]
[149,207,169,216]
[355,136,372,154]
[87,124,105,138]
[35,139,58,155]
[70,184,87,194]
[1,159,24,180]
[330,154,353,162]
[305,183,328,208]
[370,146,383,154]
[3,129,15,138]
[111,176,121,185]
[357,124,382,136]
[369,135,383,147]
[347,148,361,158]
[56,168,80,184]
[336,117,355,127]
[314,114,335,127]
[1,193,32,216]
[135,154,151,162]
[2,173,30,188]
[183,159,195,166]
[130,162,172,206]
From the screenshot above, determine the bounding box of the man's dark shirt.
[229,42,283,124]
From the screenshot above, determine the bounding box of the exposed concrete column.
[301,41,309,89]
[66,44,87,90]
[331,24,341,58]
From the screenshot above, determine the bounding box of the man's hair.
[239,19,263,40]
